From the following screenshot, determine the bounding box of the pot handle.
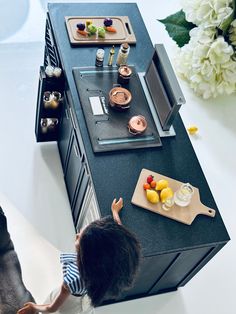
[128,125,141,135]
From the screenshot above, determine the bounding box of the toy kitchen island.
[35,2,230,305]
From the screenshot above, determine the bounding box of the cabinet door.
[72,164,90,227]
[58,91,72,172]
[117,252,178,300]
[65,131,82,204]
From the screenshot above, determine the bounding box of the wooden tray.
[65,16,136,45]
[131,168,216,225]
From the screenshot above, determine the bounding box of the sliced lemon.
[160,187,174,203]
[155,179,169,191]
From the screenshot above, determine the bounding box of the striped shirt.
[60,253,87,296]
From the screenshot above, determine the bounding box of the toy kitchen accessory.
[43,91,62,109]
[65,16,136,45]
[128,115,147,135]
[109,86,132,110]
[131,168,216,225]
[118,65,132,84]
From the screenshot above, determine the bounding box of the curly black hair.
[77,216,141,307]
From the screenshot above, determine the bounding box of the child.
[17,197,141,314]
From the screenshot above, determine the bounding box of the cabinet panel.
[58,91,72,171]
[75,183,100,231]
[65,131,82,204]
[118,252,178,299]
[149,246,214,294]
[72,165,90,227]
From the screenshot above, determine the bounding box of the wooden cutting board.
[65,16,136,45]
[131,168,216,225]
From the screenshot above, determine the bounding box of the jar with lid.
[116,43,130,66]
[95,49,105,67]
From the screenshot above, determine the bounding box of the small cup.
[40,118,58,133]
[43,91,62,109]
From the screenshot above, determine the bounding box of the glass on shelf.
[174,183,194,207]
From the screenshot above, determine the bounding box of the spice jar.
[116,43,130,66]
[95,49,105,67]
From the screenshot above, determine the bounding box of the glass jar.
[116,43,130,66]
[174,183,194,207]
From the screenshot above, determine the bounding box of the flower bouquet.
[159,0,236,99]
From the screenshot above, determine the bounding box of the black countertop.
[48,3,230,257]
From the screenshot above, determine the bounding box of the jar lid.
[128,115,147,133]
[118,65,132,77]
[109,87,132,106]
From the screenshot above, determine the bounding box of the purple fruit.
[76,23,85,31]
[104,18,113,27]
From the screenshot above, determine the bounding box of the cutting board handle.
[197,202,216,218]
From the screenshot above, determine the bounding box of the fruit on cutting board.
[160,187,174,203]
[146,189,159,204]
[88,24,97,35]
[150,180,156,188]
[155,179,169,191]
[76,23,85,31]
[98,27,106,38]
[147,175,154,184]
[143,183,151,190]
[104,18,113,27]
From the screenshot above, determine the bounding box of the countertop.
[48,2,230,257]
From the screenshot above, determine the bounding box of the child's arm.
[111,197,123,225]
[17,283,70,313]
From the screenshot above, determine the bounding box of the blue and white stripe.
[60,253,87,296]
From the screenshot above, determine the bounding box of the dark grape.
[76,23,85,30]
[104,18,113,27]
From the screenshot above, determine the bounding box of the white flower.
[174,34,236,98]
[189,26,217,44]
[181,0,233,27]
[207,36,234,64]
[229,19,236,46]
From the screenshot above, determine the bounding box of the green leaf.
[158,10,196,47]
[219,0,235,34]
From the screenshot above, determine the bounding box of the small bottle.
[95,49,105,67]
[116,43,130,66]
[108,45,115,66]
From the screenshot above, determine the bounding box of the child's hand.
[17,302,50,314]
[17,303,38,314]
[111,197,123,225]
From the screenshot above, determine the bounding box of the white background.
[0,1,235,313]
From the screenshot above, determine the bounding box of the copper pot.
[128,115,147,135]
[109,86,132,110]
[118,65,132,84]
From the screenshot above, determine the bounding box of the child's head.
[77,216,141,307]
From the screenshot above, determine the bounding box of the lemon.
[160,187,174,203]
[146,189,159,204]
[155,179,169,191]
[187,125,198,135]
